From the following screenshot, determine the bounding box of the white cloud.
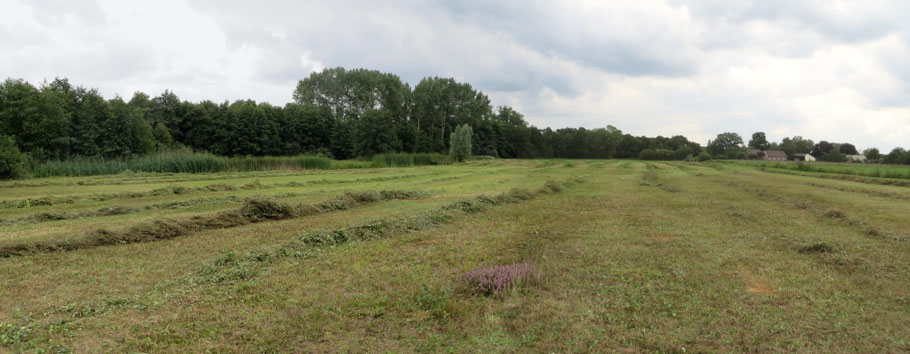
[0,0,908,150]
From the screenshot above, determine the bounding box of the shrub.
[415,283,454,318]
[819,150,848,163]
[697,152,711,161]
[0,135,25,179]
[460,263,538,295]
[639,149,676,161]
[673,146,693,160]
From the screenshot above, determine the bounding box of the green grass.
[370,153,452,167]
[26,152,461,178]
[30,152,337,177]
[730,160,910,179]
[0,159,908,352]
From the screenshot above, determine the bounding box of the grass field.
[731,160,910,180]
[1,159,909,352]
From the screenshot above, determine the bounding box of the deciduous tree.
[748,132,770,150]
[449,124,472,162]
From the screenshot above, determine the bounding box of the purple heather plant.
[461,263,538,295]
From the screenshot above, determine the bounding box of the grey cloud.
[676,0,907,53]
[191,0,588,95]
[217,21,312,84]
[436,0,699,77]
[24,0,108,27]
[3,0,909,149]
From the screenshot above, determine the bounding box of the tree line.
[0,68,637,165]
[1,67,908,179]
[705,131,910,164]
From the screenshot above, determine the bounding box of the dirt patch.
[649,235,672,242]
[737,265,775,295]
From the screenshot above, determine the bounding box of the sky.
[1,0,908,150]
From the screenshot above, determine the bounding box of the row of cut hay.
[0,189,425,257]
[0,196,249,226]
[198,179,575,284]
[0,170,443,210]
[0,182,236,209]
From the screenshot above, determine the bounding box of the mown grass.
[0,189,427,257]
[732,160,910,179]
[0,160,907,352]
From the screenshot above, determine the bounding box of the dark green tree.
[280,103,331,155]
[838,143,858,155]
[413,77,491,153]
[884,147,909,165]
[706,132,744,158]
[146,90,183,141]
[779,136,814,159]
[354,109,400,157]
[864,148,881,162]
[101,98,154,157]
[748,132,770,150]
[152,122,173,151]
[819,150,848,162]
[70,87,108,156]
[0,135,24,179]
[583,126,624,158]
[810,141,835,158]
[329,120,355,160]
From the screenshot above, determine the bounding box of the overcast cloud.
[1,0,908,149]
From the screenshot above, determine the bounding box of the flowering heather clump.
[461,263,538,295]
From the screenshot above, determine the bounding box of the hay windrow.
[0,189,426,257]
[197,178,580,284]
[714,178,906,242]
[0,175,434,210]
[0,197,247,226]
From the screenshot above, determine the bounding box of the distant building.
[763,150,787,161]
[793,153,815,162]
[846,154,867,163]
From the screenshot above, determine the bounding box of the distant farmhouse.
[793,153,816,162]
[763,150,787,161]
[846,154,867,163]
[747,149,788,161]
